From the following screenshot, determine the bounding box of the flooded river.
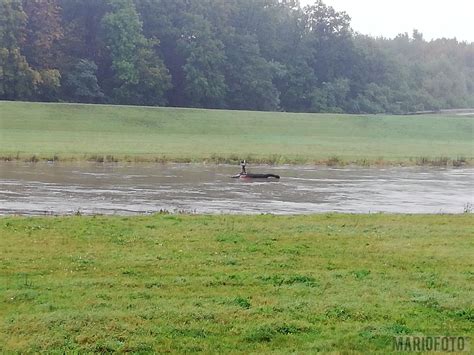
[0,162,472,215]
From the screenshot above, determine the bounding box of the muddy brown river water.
[0,162,472,215]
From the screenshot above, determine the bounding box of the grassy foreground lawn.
[0,214,472,352]
[1,101,473,165]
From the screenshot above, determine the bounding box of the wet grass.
[0,214,472,352]
[1,101,473,166]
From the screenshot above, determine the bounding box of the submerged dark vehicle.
[232,173,280,179]
[233,160,280,179]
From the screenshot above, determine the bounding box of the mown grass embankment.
[1,214,472,352]
[1,101,473,166]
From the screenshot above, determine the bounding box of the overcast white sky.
[300,0,474,42]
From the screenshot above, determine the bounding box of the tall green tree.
[58,0,108,64]
[223,32,280,111]
[134,0,195,107]
[303,0,354,83]
[22,0,63,68]
[101,0,170,105]
[57,0,108,102]
[21,0,63,101]
[177,13,227,108]
[0,0,39,99]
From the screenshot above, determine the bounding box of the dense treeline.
[1,0,473,113]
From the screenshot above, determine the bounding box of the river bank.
[1,101,472,167]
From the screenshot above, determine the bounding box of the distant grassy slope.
[0,214,472,352]
[1,101,473,164]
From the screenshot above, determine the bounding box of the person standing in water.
[240,160,247,175]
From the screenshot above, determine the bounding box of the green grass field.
[1,214,472,352]
[1,101,473,165]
